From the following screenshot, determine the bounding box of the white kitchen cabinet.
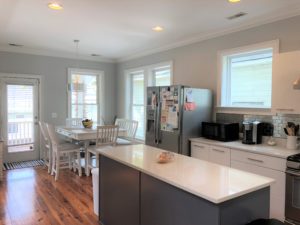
[209,146,231,167]
[191,141,230,166]
[231,160,285,221]
[191,142,210,161]
[272,51,300,114]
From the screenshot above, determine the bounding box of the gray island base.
[99,156,270,225]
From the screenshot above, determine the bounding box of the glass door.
[0,77,40,163]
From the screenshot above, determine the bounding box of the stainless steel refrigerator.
[145,85,213,156]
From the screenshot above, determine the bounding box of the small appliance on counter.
[286,153,300,225]
[242,121,274,145]
[202,122,239,142]
[242,121,264,144]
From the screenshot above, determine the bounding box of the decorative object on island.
[82,119,93,128]
[293,77,300,90]
[284,122,299,150]
[157,151,175,163]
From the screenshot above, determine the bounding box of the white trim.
[0,46,116,63]
[118,8,300,62]
[217,40,279,110]
[0,73,42,162]
[67,68,104,122]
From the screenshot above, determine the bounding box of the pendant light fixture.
[293,77,300,90]
[74,39,80,68]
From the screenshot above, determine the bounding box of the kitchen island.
[97,144,274,225]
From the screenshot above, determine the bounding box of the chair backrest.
[45,123,60,146]
[96,125,119,146]
[66,118,83,128]
[39,121,49,143]
[115,118,138,139]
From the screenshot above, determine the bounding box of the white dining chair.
[66,118,83,128]
[46,123,82,181]
[86,125,119,176]
[39,121,52,174]
[115,118,138,145]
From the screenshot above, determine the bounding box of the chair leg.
[51,151,56,176]
[86,151,91,177]
[68,153,72,170]
[77,152,82,177]
[96,153,99,168]
[48,148,52,174]
[55,152,60,181]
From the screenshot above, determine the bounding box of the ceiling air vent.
[9,43,23,47]
[227,12,247,20]
[91,54,101,57]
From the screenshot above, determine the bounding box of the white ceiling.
[0,0,300,62]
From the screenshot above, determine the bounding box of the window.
[219,40,279,109]
[68,69,103,123]
[130,72,145,140]
[127,62,172,140]
[152,65,172,86]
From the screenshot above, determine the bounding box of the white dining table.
[56,126,127,175]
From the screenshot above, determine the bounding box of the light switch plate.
[51,112,57,118]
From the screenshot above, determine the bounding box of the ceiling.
[0,0,300,62]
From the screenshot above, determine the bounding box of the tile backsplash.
[216,113,300,138]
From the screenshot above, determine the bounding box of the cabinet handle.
[194,145,205,148]
[247,158,264,163]
[276,108,294,112]
[212,148,225,153]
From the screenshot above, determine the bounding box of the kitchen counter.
[98,144,274,225]
[190,137,299,159]
[97,144,273,204]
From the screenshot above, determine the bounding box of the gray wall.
[116,15,300,117]
[0,52,116,125]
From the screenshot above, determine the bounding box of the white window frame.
[217,40,279,112]
[67,68,104,122]
[125,61,173,140]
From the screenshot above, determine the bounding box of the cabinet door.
[272,51,300,114]
[190,142,210,161]
[231,160,285,221]
[209,146,231,167]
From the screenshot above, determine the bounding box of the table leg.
[83,140,90,176]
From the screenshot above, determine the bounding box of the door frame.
[0,73,42,163]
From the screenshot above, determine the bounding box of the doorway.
[0,76,40,163]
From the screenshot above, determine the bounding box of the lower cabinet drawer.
[231,160,285,221]
[191,142,210,161]
[231,149,286,171]
[209,146,231,167]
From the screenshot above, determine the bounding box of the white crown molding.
[117,6,300,63]
[0,45,117,63]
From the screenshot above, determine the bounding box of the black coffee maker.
[242,121,264,144]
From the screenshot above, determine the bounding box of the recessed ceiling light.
[91,54,101,57]
[152,26,164,32]
[8,43,23,47]
[228,0,241,3]
[48,2,63,10]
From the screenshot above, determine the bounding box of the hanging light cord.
[74,39,80,68]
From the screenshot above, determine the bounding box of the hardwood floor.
[0,167,98,225]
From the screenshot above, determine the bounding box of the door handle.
[247,158,264,163]
[194,145,205,148]
[286,169,300,177]
[212,148,225,153]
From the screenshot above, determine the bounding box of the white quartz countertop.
[190,137,299,159]
[97,144,274,204]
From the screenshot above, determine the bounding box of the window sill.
[215,106,273,115]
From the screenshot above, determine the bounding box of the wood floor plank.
[0,167,98,225]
